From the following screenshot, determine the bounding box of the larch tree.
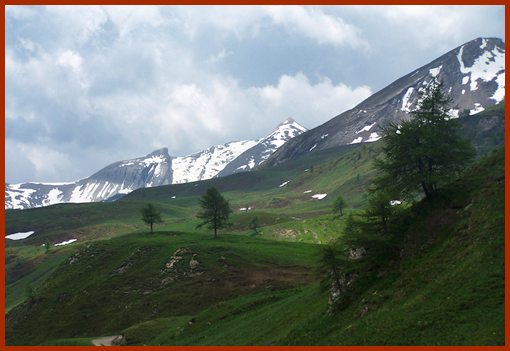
[375,82,475,200]
[197,187,232,239]
[141,203,163,234]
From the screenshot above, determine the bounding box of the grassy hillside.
[6,232,321,345]
[6,147,504,345]
[5,142,379,248]
[121,147,505,346]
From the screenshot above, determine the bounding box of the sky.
[5,5,505,184]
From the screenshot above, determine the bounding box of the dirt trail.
[92,335,120,346]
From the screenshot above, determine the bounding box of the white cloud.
[263,6,368,49]
[7,141,73,182]
[103,5,166,37]
[174,5,368,49]
[89,71,371,159]
[253,73,371,123]
[362,5,504,50]
[57,50,84,74]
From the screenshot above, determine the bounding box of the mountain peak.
[275,118,307,132]
[280,117,295,125]
[146,147,170,158]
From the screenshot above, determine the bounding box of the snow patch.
[448,109,459,119]
[118,187,133,195]
[44,188,63,206]
[5,184,37,209]
[355,122,376,134]
[365,132,381,143]
[491,70,505,103]
[54,239,77,246]
[401,87,414,112]
[279,180,290,188]
[480,38,487,49]
[429,65,442,78]
[462,76,470,85]
[390,200,402,206]
[311,193,327,200]
[6,231,35,240]
[350,137,363,144]
[172,139,258,184]
[303,190,312,193]
[457,44,505,92]
[320,134,329,139]
[309,144,317,152]
[470,103,485,115]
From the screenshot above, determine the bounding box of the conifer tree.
[197,187,232,239]
[141,203,162,234]
[333,195,346,217]
[375,82,475,200]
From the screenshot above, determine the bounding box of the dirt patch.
[273,228,298,240]
[222,264,318,292]
[267,198,291,208]
[92,335,120,346]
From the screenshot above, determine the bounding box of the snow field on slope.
[6,231,35,240]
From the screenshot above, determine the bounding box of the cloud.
[173,5,368,49]
[206,48,232,64]
[263,6,369,49]
[253,73,371,124]
[5,5,504,183]
[358,5,504,51]
[57,50,83,73]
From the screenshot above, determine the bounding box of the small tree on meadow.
[197,187,232,239]
[249,216,260,235]
[141,203,162,234]
[333,195,346,217]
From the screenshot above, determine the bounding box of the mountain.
[5,120,307,210]
[264,37,505,167]
[217,118,307,177]
[5,148,173,210]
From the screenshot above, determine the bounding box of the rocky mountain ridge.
[264,37,505,167]
[5,119,307,209]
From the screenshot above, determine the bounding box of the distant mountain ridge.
[5,119,307,210]
[264,37,505,167]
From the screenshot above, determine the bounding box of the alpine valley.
[5,37,505,347]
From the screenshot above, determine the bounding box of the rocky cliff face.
[264,37,505,167]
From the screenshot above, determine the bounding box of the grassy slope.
[120,148,505,346]
[7,148,503,346]
[4,143,376,312]
[6,232,322,345]
[5,142,378,248]
[5,245,71,312]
